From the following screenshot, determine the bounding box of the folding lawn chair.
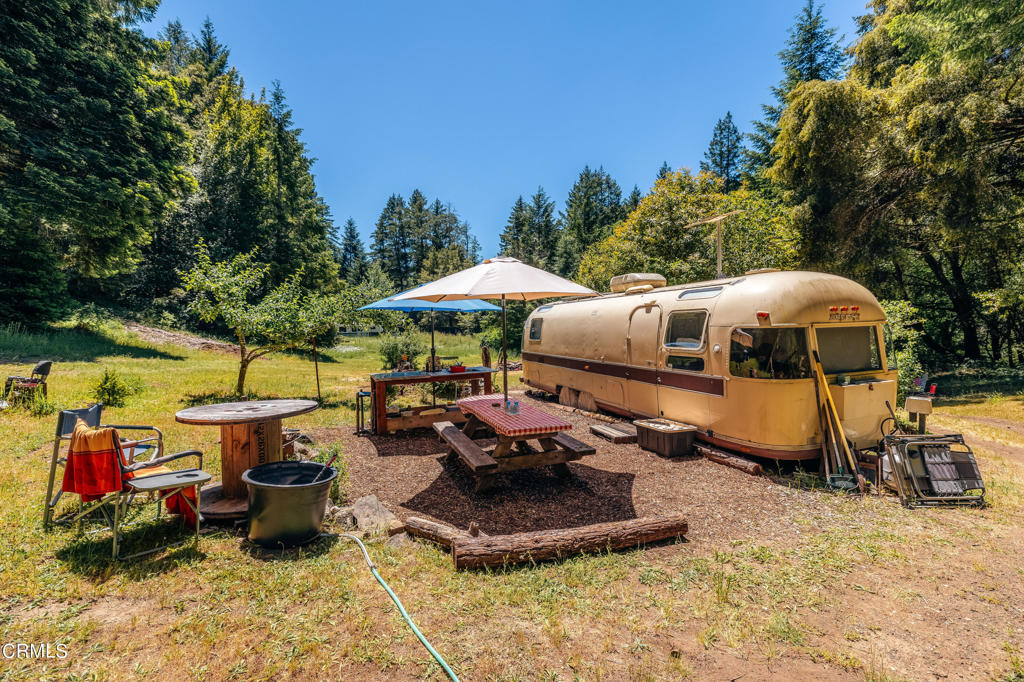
[4,360,52,402]
[45,407,211,559]
[44,404,164,528]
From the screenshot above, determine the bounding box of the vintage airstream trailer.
[522,270,897,461]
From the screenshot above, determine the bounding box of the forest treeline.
[1,0,1021,369]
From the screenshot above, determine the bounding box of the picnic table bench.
[435,394,597,491]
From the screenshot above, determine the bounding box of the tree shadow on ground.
[402,459,637,535]
[0,327,185,363]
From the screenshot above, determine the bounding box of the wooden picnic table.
[434,394,596,491]
[175,399,318,520]
[370,366,495,434]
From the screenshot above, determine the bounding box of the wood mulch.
[312,391,822,544]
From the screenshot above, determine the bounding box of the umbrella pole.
[430,310,436,406]
[502,294,508,408]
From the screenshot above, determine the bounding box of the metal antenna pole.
[681,209,744,279]
[716,221,723,279]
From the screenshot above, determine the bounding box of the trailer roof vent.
[745,268,780,275]
[624,284,654,295]
[610,273,666,293]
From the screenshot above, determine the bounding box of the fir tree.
[500,196,530,261]
[194,16,229,79]
[625,185,643,213]
[700,112,744,191]
[526,187,560,269]
[556,166,624,276]
[338,218,367,283]
[657,161,673,180]
[0,0,188,321]
[405,189,431,276]
[371,194,410,288]
[744,0,846,184]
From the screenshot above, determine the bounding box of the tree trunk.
[450,515,688,570]
[236,356,250,396]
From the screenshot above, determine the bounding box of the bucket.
[242,461,337,548]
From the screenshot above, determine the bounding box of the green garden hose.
[341,533,459,681]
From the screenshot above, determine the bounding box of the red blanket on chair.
[62,421,197,525]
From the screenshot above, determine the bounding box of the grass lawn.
[1,321,1023,680]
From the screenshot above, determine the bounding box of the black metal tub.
[242,461,336,547]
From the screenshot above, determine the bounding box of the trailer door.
[626,303,661,418]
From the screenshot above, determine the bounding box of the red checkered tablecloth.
[456,394,571,438]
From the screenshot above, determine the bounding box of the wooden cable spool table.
[175,399,319,520]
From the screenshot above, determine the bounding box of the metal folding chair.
[58,420,211,559]
[44,404,166,529]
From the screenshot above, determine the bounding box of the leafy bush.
[377,331,427,369]
[880,299,924,399]
[69,303,117,334]
[91,368,140,408]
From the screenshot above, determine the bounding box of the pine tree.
[158,19,191,75]
[700,112,744,191]
[657,162,673,181]
[0,0,188,321]
[338,218,367,283]
[625,185,643,213]
[371,194,409,288]
[405,189,431,277]
[526,187,560,269]
[194,16,229,79]
[500,196,531,261]
[556,166,624,276]
[744,0,846,184]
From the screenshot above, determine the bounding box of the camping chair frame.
[882,433,985,508]
[44,404,166,529]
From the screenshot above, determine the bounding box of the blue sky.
[144,0,866,257]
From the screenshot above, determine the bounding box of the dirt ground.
[315,391,1024,681]
[122,321,237,354]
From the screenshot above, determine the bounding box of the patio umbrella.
[359,287,500,365]
[391,257,597,407]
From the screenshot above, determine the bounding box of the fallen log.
[450,514,688,570]
[405,516,468,548]
[696,444,763,476]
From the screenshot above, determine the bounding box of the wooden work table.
[370,367,495,434]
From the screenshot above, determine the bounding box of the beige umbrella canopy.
[393,257,597,405]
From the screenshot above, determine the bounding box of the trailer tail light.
[851,306,859,311]
[829,306,839,312]
[840,306,849,312]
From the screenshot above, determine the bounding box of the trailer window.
[664,311,707,350]
[666,355,705,372]
[815,326,882,373]
[528,318,543,341]
[729,328,810,380]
